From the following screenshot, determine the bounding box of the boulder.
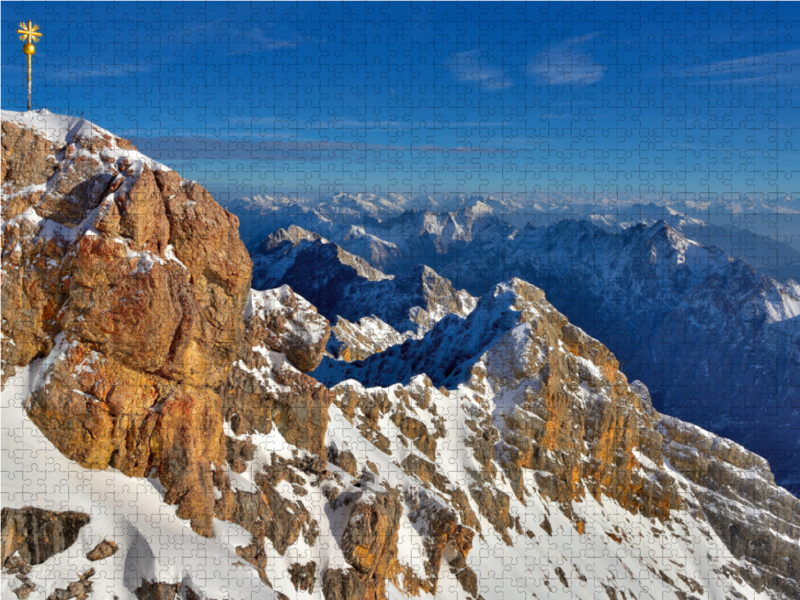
[86,540,118,561]
[1,507,90,566]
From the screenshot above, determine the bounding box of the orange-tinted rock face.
[26,339,225,537]
[1,121,61,216]
[341,491,402,580]
[475,280,681,520]
[1,212,70,379]
[60,233,184,373]
[2,118,250,537]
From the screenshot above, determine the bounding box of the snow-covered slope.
[7,279,798,600]
[317,278,800,600]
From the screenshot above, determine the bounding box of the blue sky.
[3,1,800,208]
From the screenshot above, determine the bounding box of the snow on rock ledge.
[244,286,331,373]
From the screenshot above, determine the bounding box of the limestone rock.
[225,436,256,474]
[448,554,479,598]
[400,455,449,493]
[328,444,358,477]
[341,490,401,580]
[469,483,513,545]
[213,456,316,557]
[289,562,317,593]
[86,540,118,561]
[1,120,60,216]
[2,113,251,391]
[26,340,224,537]
[243,286,330,373]
[0,211,70,380]
[321,568,367,600]
[1,507,89,566]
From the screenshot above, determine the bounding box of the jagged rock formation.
[226,193,800,282]
[242,286,330,373]
[659,416,800,599]
[327,315,411,362]
[2,111,799,600]
[251,226,476,338]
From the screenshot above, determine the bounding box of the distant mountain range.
[226,192,800,282]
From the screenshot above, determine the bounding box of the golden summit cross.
[16,21,42,111]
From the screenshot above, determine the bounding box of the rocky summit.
[2,110,799,600]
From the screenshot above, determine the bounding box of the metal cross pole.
[16,21,42,111]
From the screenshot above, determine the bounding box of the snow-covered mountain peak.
[258,224,329,252]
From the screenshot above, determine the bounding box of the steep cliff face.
[2,111,798,600]
[2,109,253,539]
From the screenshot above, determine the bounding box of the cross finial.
[17,21,42,44]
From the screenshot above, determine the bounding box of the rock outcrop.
[242,286,330,373]
[1,110,251,537]
[341,490,402,581]
[327,316,410,362]
[1,507,89,566]
[1,111,339,598]
[85,540,118,561]
[218,288,333,456]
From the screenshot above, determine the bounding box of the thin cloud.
[528,34,605,87]
[448,49,512,89]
